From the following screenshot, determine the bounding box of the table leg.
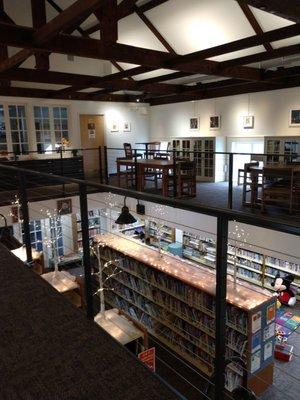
[162,167,168,197]
[117,163,121,187]
[251,170,258,208]
[137,164,143,192]
[145,144,149,159]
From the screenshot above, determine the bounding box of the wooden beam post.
[95,0,118,43]
[31,0,50,70]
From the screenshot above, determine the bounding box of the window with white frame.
[34,106,52,153]
[33,105,69,152]
[53,106,69,146]
[8,105,28,154]
[0,104,7,152]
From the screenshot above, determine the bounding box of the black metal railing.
[0,161,299,400]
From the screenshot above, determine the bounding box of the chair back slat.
[123,143,133,159]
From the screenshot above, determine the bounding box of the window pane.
[0,130,6,143]
[8,105,16,117]
[0,144,7,151]
[18,106,25,117]
[54,119,61,130]
[20,118,27,130]
[12,143,20,154]
[53,107,60,118]
[37,143,44,153]
[60,107,67,118]
[0,105,4,117]
[20,132,28,142]
[10,119,18,130]
[34,106,41,118]
[42,107,49,118]
[43,120,50,130]
[35,121,41,130]
[21,143,28,153]
[11,132,19,143]
[61,119,68,130]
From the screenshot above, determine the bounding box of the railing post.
[104,145,109,184]
[98,146,103,183]
[134,149,138,191]
[18,171,32,265]
[172,149,177,198]
[79,183,94,319]
[59,146,65,196]
[214,216,228,400]
[227,153,233,209]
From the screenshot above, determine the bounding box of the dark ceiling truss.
[237,0,300,24]
[237,0,273,51]
[0,0,299,103]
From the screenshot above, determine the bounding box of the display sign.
[138,347,156,372]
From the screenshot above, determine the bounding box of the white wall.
[0,95,150,152]
[149,87,300,147]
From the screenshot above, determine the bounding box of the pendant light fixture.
[115,197,137,225]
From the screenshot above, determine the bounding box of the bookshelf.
[147,220,175,249]
[182,232,300,297]
[73,209,101,252]
[94,234,275,396]
[264,136,300,165]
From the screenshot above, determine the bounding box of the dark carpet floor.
[0,244,182,400]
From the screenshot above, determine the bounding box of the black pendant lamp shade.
[115,197,137,225]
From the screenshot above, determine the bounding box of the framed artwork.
[290,109,300,126]
[87,122,96,139]
[57,198,72,215]
[11,206,22,223]
[111,122,119,132]
[210,115,221,130]
[123,122,131,132]
[243,115,254,129]
[189,117,199,130]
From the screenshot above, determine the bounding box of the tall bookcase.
[147,220,175,249]
[72,209,101,252]
[182,231,300,298]
[264,136,300,164]
[171,137,226,182]
[95,234,276,396]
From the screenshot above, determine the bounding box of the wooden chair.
[123,143,143,159]
[261,167,294,213]
[147,142,160,159]
[292,171,300,211]
[242,161,259,205]
[167,160,196,198]
[154,142,171,160]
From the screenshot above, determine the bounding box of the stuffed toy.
[271,273,297,307]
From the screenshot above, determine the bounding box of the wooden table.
[135,142,160,159]
[248,163,300,207]
[94,308,146,347]
[42,270,82,307]
[116,158,174,196]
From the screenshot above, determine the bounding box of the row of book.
[103,266,248,354]
[102,248,249,334]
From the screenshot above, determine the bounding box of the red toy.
[271,273,297,307]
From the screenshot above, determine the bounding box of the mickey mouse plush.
[271,273,297,307]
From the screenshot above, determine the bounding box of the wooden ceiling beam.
[0,0,106,73]
[0,85,141,102]
[134,4,176,54]
[237,0,273,51]
[164,23,300,69]
[0,23,262,81]
[46,0,86,35]
[237,0,300,24]
[83,0,170,35]
[220,43,300,69]
[149,75,300,105]
[31,0,49,70]
[95,0,118,42]
[0,0,9,87]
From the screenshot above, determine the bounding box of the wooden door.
[79,114,104,177]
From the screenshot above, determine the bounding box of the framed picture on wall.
[123,122,131,132]
[189,117,199,130]
[243,115,254,129]
[290,109,300,126]
[209,115,221,130]
[111,122,119,132]
[57,198,72,215]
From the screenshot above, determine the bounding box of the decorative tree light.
[42,208,63,274]
[103,192,118,233]
[93,243,122,314]
[151,204,168,257]
[229,223,251,289]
